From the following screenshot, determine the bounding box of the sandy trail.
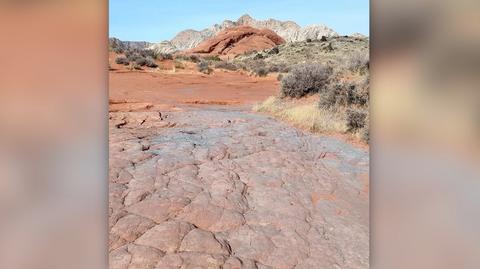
[109,67,368,268]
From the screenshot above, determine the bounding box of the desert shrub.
[359,116,369,142]
[318,78,369,109]
[135,56,147,66]
[277,73,284,81]
[269,65,280,73]
[141,49,158,60]
[254,53,264,60]
[202,55,221,61]
[129,63,142,70]
[268,47,280,55]
[126,52,142,63]
[197,61,212,74]
[113,47,124,54]
[281,63,333,98]
[346,109,367,131]
[189,55,200,63]
[174,60,185,69]
[159,53,173,60]
[177,54,200,63]
[115,56,129,65]
[343,51,369,73]
[145,57,158,68]
[269,63,290,73]
[215,61,238,71]
[254,67,269,77]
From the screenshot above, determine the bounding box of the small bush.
[129,63,142,70]
[268,47,280,55]
[113,47,124,54]
[215,61,238,71]
[281,63,333,98]
[135,56,147,66]
[145,57,158,68]
[254,67,269,77]
[174,60,185,69]
[344,51,369,73]
[141,49,159,60]
[159,53,173,60]
[202,55,221,61]
[189,55,200,63]
[254,53,265,60]
[115,56,129,65]
[269,63,289,73]
[197,61,212,74]
[346,109,367,131]
[277,73,283,81]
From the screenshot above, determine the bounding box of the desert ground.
[109,50,369,268]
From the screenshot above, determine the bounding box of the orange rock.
[188,26,285,56]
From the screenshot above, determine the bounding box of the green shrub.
[281,63,333,98]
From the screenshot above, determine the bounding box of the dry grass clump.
[254,97,347,133]
[174,60,185,69]
[259,54,369,142]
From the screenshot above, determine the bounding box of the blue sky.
[109,0,369,42]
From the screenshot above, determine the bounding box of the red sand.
[109,69,279,107]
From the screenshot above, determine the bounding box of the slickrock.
[188,26,285,56]
[109,107,369,269]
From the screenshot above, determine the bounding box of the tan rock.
[179,229,229,255]
[136,221,193,253]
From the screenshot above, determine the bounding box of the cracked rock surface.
[109,107,369,269]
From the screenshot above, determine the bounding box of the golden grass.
[253,96,348,133]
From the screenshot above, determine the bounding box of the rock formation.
[187,26,285,56]
[148,40,178,54]
[166,14,338,51]
[109,37,152,51]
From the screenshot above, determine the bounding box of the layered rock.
[148,40,178,54]
[109,37,152,51]
[188,26,285,56]
[167,14,338,51]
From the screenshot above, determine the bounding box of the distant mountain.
[109,38,152,51]
[165,14,338,51]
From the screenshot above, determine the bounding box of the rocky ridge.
[109,37,152,51]
[149,14,339,53]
